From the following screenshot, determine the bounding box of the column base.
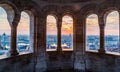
[9,50,19,56]
[57,47,62,52]
[98,49,105,54]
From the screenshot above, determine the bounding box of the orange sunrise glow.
[47,15,73,35]
[62,15,73,35]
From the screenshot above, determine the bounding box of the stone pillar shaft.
[57,17,62,51]
[99,18,105,54]
[10,22,19,56]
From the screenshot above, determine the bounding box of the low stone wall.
[46,51,74,70]
[0,53,34,72]
[86,52,120,72]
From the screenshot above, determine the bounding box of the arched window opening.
[0,7,11,55]
[17,11,34,53]
[46,15,57,51]
[62,15,73,51]
[105,11,119,54]
[86,14,100,51]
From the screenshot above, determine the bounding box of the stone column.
[10,22,18,56]
[74,17,86,71]
[9,14,20,56]
[57,17,62,52]
[98,17,105,54]
[36,16,47,72]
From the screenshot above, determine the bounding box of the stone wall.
[0,53,34,72]
[86,53,120,72]
[0,0,120,72]
[46,51,74,70]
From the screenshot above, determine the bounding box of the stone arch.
[61,5,80,47]
[61,15,74,50]
[99,8,119,26]
[18,1,40,53]
[42,5,60,31]
[79,3,98,19]
[61,6,75,50]
[0,1,21,56]
[98,0,120,20]
[61,14,74,27]
[42,5,61,18]
[20,10,34,53]
[19,1,40,17]
[78,3,98,33]
[41,5,61,52]
[104,11,119,53]
[61,5,77,24]
[61,5,75,17]
[85,14,99,51]
[76,3,98,52]
[97,0,119,27]
[45,13,58,31]
[0,1,20,26]
[46,15,58,51]
[61,10,75,28]
[85,13,99,51]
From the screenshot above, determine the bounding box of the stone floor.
[47,69,74,72]
[47,69,92,72]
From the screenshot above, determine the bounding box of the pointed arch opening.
[105,11,119,54]
[86,14,100,51]
[17,11,34,53]
[62,15,73,51]
[0,7,11,56]
[46,15,57,51]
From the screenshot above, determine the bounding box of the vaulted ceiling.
[41,0,95,3]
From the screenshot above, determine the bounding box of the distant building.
[0,42,3,50]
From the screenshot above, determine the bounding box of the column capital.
[11,13,21,27]
[11,22,18,28]
[57,17,62,28]
[98,49,105,54]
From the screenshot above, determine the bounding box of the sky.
[47,15,57,35]
[105,11,119,35]
[0,7,11,35]
[0,7,119,36]
[0,7,29,35]
[47,15,73,35]
[17,12,30,35]
[86,11,119,35]
[86,14,99,35]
